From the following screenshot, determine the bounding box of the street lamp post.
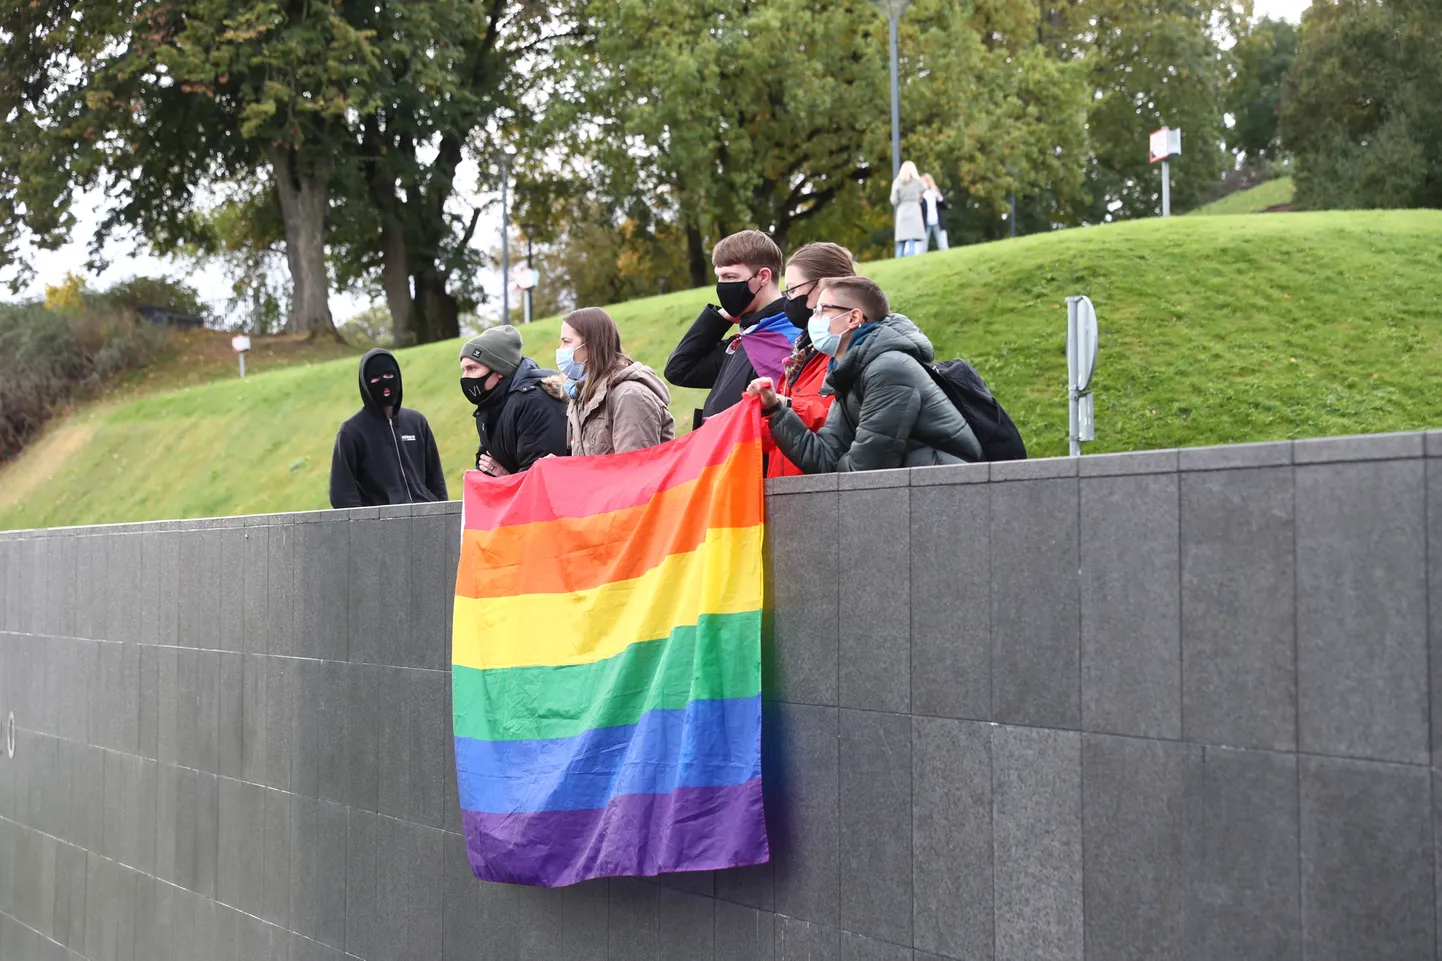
[874,0,912,179]
[499,150,514,326]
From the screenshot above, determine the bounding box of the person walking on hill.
[890,161,927,258]
[921,174,949,252]
[664,230,794,430]
[746,277,982,472]
[560,307,676,457]
[767,242,857,478]
[330,348,448,507]
[458,326,569,477]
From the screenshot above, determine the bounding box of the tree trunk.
[270,145,338,341]
[686,223,708,289]
[379,218,415,346]
[414,272,460,343]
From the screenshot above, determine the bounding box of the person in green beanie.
[459,325,569,475]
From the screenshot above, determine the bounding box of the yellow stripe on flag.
[452,524,765,671]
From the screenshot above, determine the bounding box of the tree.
[1228,17,1299,163]
[1280,0,1442,210]
[540,0,890,287]
[1083,0,1243,219]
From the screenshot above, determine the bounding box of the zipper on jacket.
[389,418,418,503]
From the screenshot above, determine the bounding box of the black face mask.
[716,272,760,318]
[367,365,400,405]
[460,375,500,406]
[783,292,813,329]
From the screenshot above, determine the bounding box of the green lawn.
[3,208,1440,529]
[1191,176,1294,215]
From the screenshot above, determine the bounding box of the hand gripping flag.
[452,399,770,887]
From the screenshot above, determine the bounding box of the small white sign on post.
[1066,295,1099,456]
[514,268,540,291]
[232,334,251,378]
[1149,127,1182,217]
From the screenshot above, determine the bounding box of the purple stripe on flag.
[739,329,798,382]
[461,777,769,888]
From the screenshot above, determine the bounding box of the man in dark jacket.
[747,276,982,472]
[329,348,448,507]
[665,229,788,430]
[458,326,569,476]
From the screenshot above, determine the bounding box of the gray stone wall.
[0,430,1439,961]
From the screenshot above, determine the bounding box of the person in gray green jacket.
[746,276,982,473]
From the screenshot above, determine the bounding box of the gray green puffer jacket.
[766,312,982,473]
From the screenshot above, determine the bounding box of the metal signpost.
[874,0,912,178]
[500,151,513,325]
[516,268,540,325]
[1149,127,1182,217]
[1066,296,1098,457]
[231,334,251,379]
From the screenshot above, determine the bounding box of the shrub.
[0,298,167,463]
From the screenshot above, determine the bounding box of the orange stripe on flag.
[456,445,763,599]
[461,401,763,531]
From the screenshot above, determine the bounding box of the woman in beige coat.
[556,307,676,457]
[890,160,926,258]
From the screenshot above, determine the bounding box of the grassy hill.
[1191,176,1294,215]
[3,208,1440,530]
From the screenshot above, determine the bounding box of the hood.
[607,361,672,405]
[540,374,569,402]
[358,348,402,413]
[508,357,553,395]
[828,312,934,393]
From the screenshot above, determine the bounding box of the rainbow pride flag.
[451,400,770,887]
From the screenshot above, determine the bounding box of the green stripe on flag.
[452,610,762,743]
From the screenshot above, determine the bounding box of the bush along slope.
[2,209,1440,529]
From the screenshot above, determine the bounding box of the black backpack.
[923,358,1027,461]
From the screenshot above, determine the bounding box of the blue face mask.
[807,311,844,356]
[555,345,587,382]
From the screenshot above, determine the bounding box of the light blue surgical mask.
[807,311,843,356]
[555,345,587,381]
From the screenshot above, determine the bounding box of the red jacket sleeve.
[764,354,834,478]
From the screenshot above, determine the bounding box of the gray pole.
[525,234,534,325]
[888,13,901,179]
[1161,159,1171,218]
[1067,299,1080,457]
[500,153,511,326]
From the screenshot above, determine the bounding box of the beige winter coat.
[564,361,676,457]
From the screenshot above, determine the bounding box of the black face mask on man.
[366,360,401,405]
[715,271,761,319]
[460,375,500,405]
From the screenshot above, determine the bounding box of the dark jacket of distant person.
[329,348,447,508]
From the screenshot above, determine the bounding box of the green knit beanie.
[460,325,524,376]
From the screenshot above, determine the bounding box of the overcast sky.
[6,0,1315,327]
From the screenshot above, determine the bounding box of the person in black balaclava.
[329,348,448,508]
[458,325,569,475]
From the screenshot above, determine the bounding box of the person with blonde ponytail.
[889,160,926,258]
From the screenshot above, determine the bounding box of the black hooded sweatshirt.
[329,349,448,508]
[471,357,570,474]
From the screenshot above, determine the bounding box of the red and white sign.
[1149,127,1182,163]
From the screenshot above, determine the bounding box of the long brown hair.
[562,307,632,406]
[785,242,856,285]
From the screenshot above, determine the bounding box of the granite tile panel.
[1080,474,1182,738]
[909,484,990,720]
[1295,460,1428,764]
[839,489,910,713]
